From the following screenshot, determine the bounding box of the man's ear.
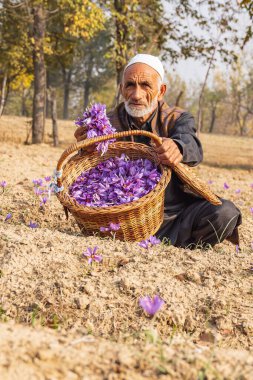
[158,84,167,100]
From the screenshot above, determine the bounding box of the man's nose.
[131,85,142,101]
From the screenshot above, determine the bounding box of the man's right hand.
[74,126,96,154]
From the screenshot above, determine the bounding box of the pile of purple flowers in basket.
[69,153,161,207]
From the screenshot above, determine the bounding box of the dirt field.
[0,115,253,380]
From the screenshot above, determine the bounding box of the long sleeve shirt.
[108,101,203,216]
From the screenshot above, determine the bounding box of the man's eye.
[142,83,151,88]
[126,83,134,88]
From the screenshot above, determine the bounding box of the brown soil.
[0,116,253,379]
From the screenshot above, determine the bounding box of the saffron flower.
[75,103,116,155]
[83,246,102,265]
[207,180,213,185]
[100,226,110,232]
[28,221,38,228]
[69,154,161,207]
[4,213,12,222]
[236,245,240,253]
[223,182,229,190]
[0,181,7,188]
[109,222,120,231]
[139,295,164,316]
[100,222,121,233]
[250,207,253,215]
[235,189,241,194]
[34,187,44,196]
[138,235,161,250]
[138,239,150,249]
[44,176,51,182]
[40,196,48,207]
[32,178,44,187]
[149,236,161,246]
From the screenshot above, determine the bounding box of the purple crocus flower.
[44,176,51,182]
[40,196,48,207]
[0,181,7,188]
[33,178,43,187]
[28,221,38,228]
[235,189,241,194]
[109,222,120,231]
[4,213,12,222]
[139,295,165,316]
[236,245,240,253]
[75,103,116,155]
[223,182,229,190]
[138,236,161,250]
[100,226,110,232]
[149,235,161,246]
[250,207,253,215]
[34,187,44,196]
[83,246,102,265]
[138,239,150,249]
[207,180,213,185]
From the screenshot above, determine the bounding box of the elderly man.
[75,54,241,248]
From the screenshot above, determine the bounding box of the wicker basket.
[55,130,221,241]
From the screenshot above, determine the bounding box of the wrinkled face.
[121,63,166,119]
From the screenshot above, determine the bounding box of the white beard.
[124,96,158,118]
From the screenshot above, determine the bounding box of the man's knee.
[214,199,241,227]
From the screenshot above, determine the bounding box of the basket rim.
[57,142,171,214]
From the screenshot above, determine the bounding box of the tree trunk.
[51,88,59,147]
[46,70,51,118]
[32,4,46,144]
[83,80,90,109]
[47,87,59,146]
[175,90,184,107]
[63,69,72,119]
[114,0,128,91]
[209,106,216,133]
[21,87,30,116]
[0,73,8,117]
[197,33,221,137]
[83,59,93,109]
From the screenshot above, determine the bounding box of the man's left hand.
[154,138,183,166]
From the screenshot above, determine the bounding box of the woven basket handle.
[57,130,162,172]
[56,130,221,206]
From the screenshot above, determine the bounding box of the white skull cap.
[124,54,164,81]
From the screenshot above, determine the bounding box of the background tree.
[0,0,105,143]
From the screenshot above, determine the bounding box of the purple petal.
[109,222,120,231]
[138,240,150,249]
[4,213,12,222]
[100,226,110,232]
[94,255,103,262]
[0,181,7,188]
[149,236,161,246]
[28,221,38,228]
[139,295,164,316]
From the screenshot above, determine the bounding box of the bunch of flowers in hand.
[75,103,116,155]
